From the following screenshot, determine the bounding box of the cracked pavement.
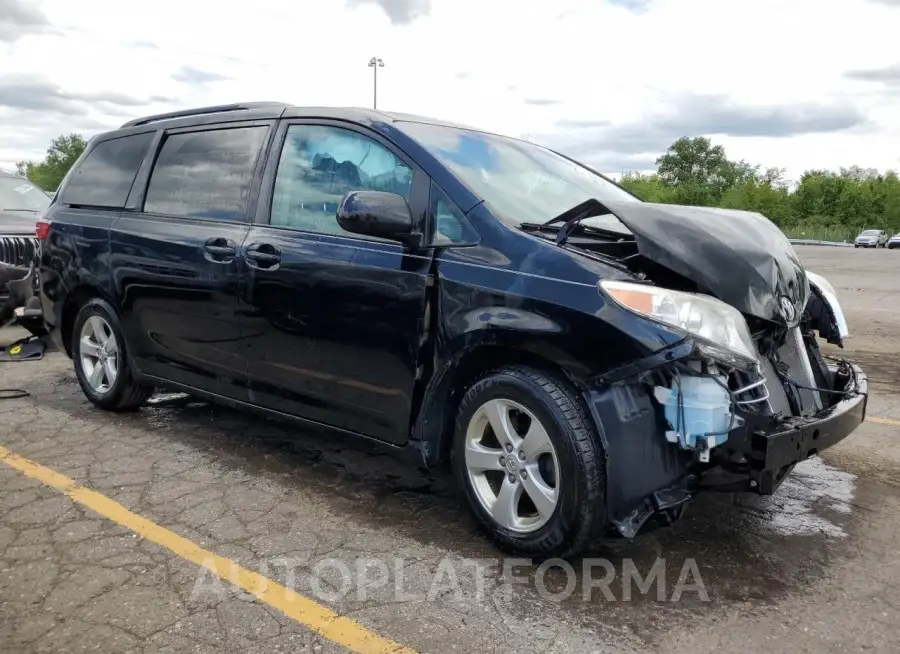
[2,246,900,653]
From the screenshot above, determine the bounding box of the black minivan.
[38,103,866,558]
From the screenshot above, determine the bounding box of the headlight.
[807,271,849,339]
[599,280,757,369]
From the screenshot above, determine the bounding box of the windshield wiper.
[521,198,624,246]
[0,208,40,213]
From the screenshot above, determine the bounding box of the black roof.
[118,102,477,132]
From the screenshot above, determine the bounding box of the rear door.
[41,130,157,340]
[110,121,273,399]
[238,120,434,444]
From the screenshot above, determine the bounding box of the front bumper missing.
[723,364,867,493]
[584,361,868,539]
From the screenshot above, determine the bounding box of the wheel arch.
[410,337,587,468]
[59,283,116,357]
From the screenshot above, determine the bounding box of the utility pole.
[368,57,384,109]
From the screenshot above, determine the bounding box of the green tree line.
[15,134,87,193]
[618,136,900,242]
[14,132,899,242]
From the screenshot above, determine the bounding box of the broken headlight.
[807,271,849,339]
[600,280,757,369]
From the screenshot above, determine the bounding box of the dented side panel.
[430,203,687,384]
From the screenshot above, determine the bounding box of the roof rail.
[120,102,291,128]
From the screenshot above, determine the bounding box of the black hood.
[0,210,39,236]
[603,200,809,325]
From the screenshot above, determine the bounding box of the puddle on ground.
[744,458,857,539]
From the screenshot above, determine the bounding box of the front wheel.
[72,298,153,411]
[452,367,606,559]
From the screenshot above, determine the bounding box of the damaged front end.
[0,236,44,335]
[569,202,866,539]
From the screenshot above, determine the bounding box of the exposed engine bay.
[542,199,867,538]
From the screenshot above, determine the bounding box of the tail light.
[35,217,51,241]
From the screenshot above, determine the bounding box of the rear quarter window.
[61,132,155,208]
[143,126,268,222]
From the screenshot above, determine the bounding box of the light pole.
[368,57,384,109]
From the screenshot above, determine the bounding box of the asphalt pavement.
[1,245,899,653]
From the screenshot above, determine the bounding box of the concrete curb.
[788,239,854,248]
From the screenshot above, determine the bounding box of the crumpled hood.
[603,200,810,324]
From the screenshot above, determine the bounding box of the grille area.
[0,236,39,267]
[757,355,792,416]
[756,327,823,418]
[779,327,823,415]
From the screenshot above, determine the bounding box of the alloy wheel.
[464,398,560,533]
[79,315,119,394]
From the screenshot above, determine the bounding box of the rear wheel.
[452,366,606,559]
[72,298,153,411]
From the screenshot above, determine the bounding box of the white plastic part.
[807,271,849,339]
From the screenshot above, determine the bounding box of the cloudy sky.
[2,0,899,181]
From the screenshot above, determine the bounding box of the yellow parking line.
[0,445,415,654]
[868,416,900,427]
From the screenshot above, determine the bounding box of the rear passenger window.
[144,126,268,221]
[61,132,154,208]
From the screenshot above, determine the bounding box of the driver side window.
[270,124,413,238]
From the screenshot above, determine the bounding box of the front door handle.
[203,237,237,263]
[244,243,281,270]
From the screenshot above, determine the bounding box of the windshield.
[0,176,51,213]
[860,230,879,236]
[399,121,639,232]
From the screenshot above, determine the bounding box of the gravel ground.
[1,245,898,653]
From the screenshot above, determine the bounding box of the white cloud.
[2,0,899,179]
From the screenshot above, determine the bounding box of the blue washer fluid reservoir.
[653,374,737,459]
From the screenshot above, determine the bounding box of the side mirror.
[337,190,420,248]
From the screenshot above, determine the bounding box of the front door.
[111,121,273,399]
[238,120,434,444]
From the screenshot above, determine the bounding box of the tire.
[451,366,606,559]
[71,298,153,411]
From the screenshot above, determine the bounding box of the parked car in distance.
[37,103,867,558]
[854,229,887,248]
[888,233,900,249]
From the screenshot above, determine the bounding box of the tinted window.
[430,182,478,246]
[0,176,51,214]
[270,124,412,236]
[62,132,154,208]
[144,126,268,221]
